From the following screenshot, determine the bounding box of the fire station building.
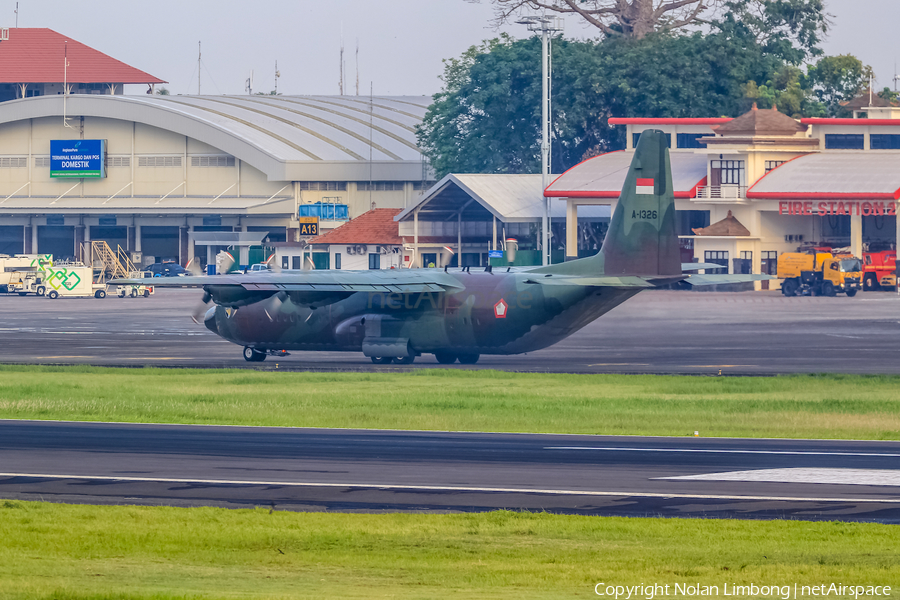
[547,103,900,284]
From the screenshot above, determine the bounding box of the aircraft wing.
[684,273,775,286]
[681,263,729,271]
[111,269,465,295]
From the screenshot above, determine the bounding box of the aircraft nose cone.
[204,306,219,335]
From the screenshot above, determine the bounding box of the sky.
[3,0,898,98]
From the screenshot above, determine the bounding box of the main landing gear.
[242,348,290,362]
[371,356,416,365]
[433,352,480,365]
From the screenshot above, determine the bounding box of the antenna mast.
[63,41,73,129]
[275,60,280,95]
[355,40,359,96]
[339,28,344,95]
[198,41,201,95]
[15,2,18,28]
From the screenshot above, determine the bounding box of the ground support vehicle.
[6,271,48,296]
[0,254,53,293]
[116,272,155,298]
[862,250,897,290]
[41,264,108,299]
[777,252,862,297]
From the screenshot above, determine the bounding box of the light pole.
[517,15,564,266]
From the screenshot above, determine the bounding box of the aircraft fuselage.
[206,270,641,356]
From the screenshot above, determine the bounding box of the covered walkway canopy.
[396,174,609,267]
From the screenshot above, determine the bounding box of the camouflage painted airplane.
[115,130,761,364]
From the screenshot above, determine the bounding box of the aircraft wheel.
[434,351,458,364]
[394,355,415,365]
[371,357,393,365]
[243,347,266,362]
[47,290,59,300]
[36,286,46,297]
[457,354,480,365]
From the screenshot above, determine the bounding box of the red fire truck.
[862,250,897,290]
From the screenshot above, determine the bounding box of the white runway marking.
[661,468,900,487]
[0,472,899,503]
[545,447,900,457]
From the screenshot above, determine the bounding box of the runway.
[1,421,899,521]
[1,288,899,374]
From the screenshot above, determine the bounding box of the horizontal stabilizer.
[530,275,656,289]
[686,274,775,286]
[681,263,730,272]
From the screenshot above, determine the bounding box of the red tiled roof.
[310,209,403,245]
[0,28,165,84]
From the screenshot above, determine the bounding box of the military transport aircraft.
[114,131,761,364]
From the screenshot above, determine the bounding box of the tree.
[805,54,873,116]
[475,0,707,39]
[417,32,786,178]
[715,0,830,64]
[156,87,171,96]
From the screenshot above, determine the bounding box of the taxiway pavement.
[1,288,898,374]
[1,421,899,521]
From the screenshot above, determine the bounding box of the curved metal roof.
[747,153,900,199]
[0,94,431,182]
[544,151,709,198]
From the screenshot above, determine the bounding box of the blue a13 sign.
[50,139,107,178]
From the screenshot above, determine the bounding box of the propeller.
[185,257,203,276]
[262,291,289,322]
[219,251,235,274]
[191,290,213,324]
[264,253,282,273]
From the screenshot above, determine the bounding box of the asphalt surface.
[1,287,899,374]
[1,421,899,521]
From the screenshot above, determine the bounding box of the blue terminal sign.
[50,139,107,178]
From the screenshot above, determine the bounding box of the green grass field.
[0,365,898,439]
[0,501,897,600]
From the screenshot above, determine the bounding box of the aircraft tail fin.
[534,129,681,278]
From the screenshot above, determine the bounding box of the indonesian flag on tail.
[636,178,655,195]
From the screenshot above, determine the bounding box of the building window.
[761,251,778,275]
[368,253,380,270]
[34,156,51,168]
[764,161,785,173]
[676,210,710,236]
[633,132,671,148]
[298,181,347,191]
[676,133,706,149]
[191,156,236,167]
[824,134,864,150]
[335,253,341,270]
[106,156,131,168]
[0,157,27,168]
[870,134,900,150]
[710,160,744,186]
[704,250,729,273]
[138,156,183,168]
[292,256,303,269]
[357,181,405,191]
[413,180,436,190]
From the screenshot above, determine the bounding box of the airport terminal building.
[0,29,432,266]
